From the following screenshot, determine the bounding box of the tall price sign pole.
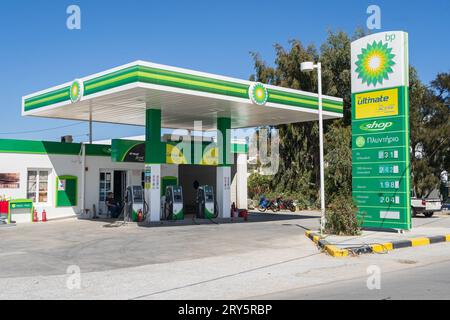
[351,31,412,231]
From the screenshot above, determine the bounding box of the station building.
[0,61,343,223]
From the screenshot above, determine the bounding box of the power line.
[0,122,84,135]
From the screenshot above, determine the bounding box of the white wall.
[0,153,82,221]
[236,153,248,209]
[0,153,144,222]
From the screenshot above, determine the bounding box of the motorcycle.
[257,196,279,212]
[283,199,297,212]
[274,196,297,212]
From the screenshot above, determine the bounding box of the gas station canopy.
[22,61,343,130]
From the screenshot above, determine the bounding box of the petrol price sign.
[351,31,411,230]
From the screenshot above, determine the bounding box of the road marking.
[0,251,27,257]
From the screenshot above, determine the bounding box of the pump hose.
[205,200,220,225]
[214,200,219,219]
[141,200,149,221]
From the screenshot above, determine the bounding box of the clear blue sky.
[0,0,448,142]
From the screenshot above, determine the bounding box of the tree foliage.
[250,31,357,206]
[410,68,450,196]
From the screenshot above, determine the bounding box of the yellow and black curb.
[305,231,450,258]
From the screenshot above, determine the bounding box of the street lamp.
[301,61,326,235]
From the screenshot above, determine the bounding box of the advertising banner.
[351,31,411,230]
[0,173,20,189]
[111,139,220,165]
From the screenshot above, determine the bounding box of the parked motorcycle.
[274,196,297,212]
[257,196,279,212]
[283,199,297,212]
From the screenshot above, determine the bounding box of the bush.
[324,194,361,236]
[248,173,272,200]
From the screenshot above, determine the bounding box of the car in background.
[411,190,442,217]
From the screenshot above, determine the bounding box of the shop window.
[27,170,50,203]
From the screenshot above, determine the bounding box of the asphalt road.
[255,259,450,300]
[0,213,449,299]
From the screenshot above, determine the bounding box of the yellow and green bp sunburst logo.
[249,82,268,106]
[70,79,84,103]
[355,40,396,87]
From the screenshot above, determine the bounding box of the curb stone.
[305,231,450,257]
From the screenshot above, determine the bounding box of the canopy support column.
[144,108,165,222]
[216,117,231,218]
[88,102,93,144]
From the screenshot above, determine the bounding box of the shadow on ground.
[80,212,319,229]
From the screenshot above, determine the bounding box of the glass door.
[99,170,113,215]
[27,170,50,204]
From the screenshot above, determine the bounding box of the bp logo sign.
[355,40,395,87]
[70,79,84,103]
[249,83,268,106]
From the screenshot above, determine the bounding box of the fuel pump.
[195,185,218,219]
[124,185,148,222]
[163,186,184,220]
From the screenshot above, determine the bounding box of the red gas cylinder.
[0,201,8,214]
[137,210,143,222]
[41,210,47,222]
[33,209,38,223]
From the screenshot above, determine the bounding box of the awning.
[22,61,343,130]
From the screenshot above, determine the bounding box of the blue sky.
[0,0,449,142]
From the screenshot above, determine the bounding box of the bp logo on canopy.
[249,82,268,106]
[70,79,84,103]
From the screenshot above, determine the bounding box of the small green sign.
[10,202,33,209]
[8,199,34,224]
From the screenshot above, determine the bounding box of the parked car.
[411,190,442,217]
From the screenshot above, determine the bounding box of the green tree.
[250,31,359,204]
[410,68,450,196]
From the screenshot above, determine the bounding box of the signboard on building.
[111,139,221,165]
[111,139,146,163]
[0,173,20,189]
[351,31,411,230]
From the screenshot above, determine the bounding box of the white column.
[145,164,161,222]
[80,143,86,215]
[236,153,248,209]
[317,63,326,233]
[217,166,231,218]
